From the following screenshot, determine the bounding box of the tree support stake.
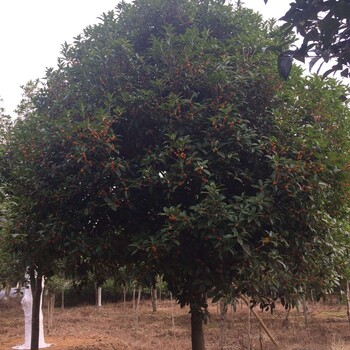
[241,295,279,349]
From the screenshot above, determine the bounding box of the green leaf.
[103,197,119,211]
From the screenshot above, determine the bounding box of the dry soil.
[1,297,350,349]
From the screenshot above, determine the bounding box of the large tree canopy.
[2,1,350,349]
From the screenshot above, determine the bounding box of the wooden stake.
[346,280,350,325]
[241,295,279,349]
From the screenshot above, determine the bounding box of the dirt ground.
[1,297,350,350]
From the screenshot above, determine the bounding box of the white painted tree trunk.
[13,278,50,349]
[97,286,102,307]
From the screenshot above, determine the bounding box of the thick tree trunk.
[190,304,205,350]
[30,271,43,350]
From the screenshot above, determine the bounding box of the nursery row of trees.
[1,1,350,349]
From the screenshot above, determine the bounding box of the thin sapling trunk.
[151,285,157,312]
[346,280,350,325]
[61,287,65,310]
[302,295,309,329]
[47,292,55,333]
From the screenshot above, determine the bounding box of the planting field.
[1,297,350,349]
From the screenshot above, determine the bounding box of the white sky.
[0,0,290,117]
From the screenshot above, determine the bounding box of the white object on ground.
[13,277,51,349]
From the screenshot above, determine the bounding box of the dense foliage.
[0,101,20,291]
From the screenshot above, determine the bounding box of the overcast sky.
[0,0,290,117]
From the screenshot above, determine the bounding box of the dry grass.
[1,297,350,349]
[331,335,347,350]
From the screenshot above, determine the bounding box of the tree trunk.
[47,292,55,333]
[151,286,157,312]
[232,300,237,313]
[3,282,11,301]
[157,275,163,301]
[16,281,21,299]
[302,295,309,329]
[247,305,252,350]
[219,299,227,349]
[346,280,350,325]
[170,292,176,333]
[259,324,263,350]
[61,287,65,310]
[133,288,137,328]
[310,289,315,305]
[133,286,142,329]
[302,295,309,328]
[123,285,127,312]
[190,304,205,350]
[219,299,227,315]
[282,306,291,328]
[137,286,142,313]
[97,286,102,307]
[94,283,102,307]
[30,271,43,350]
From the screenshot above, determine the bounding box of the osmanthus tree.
[248,72,350,308]
[3,1,350,350]
[131,70,350,344]
[0,102,19,295]
[3,110,129,349]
